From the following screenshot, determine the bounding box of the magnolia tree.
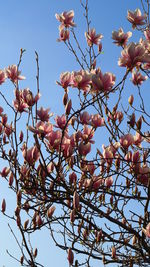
[0,0,150,266]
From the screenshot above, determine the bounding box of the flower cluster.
[57,68,116,94]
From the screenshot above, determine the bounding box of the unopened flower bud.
[1,198,6,213]
[67,248,74,266]
[136,116,142,130]
[20,255,24,265]
[70,209,75,223]
[47,206,56,218]
[24,219,29,230]
[34,248,38,258]
[132,235,136,245]
[128,95,134,106]
[112,246,116,258]
[17,190,22,205]
[65,99,72,115]
[73,191,80,210]
[9,172,14,186]
[37,214,43,227]
[98,42,102,53]
[19,131,24,143]
[63,92,68,106]
[17,215,21,226]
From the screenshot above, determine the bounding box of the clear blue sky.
[0,0,144,266]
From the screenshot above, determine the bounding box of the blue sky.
[0,0,146,266]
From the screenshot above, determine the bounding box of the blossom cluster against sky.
[0,0,143,266]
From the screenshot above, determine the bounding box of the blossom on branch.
[118,42,150,69]
[85,28,103,46]
[55,10,75,30]
[6,65,25,83]
[127,8,146,28]
[112,28,132,47]
[131,71,148,85]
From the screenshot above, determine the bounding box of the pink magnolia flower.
[92,68,115,93]
[118,42,150,69]
[82,125,95,143]
[0,70,6,85]
[91,114,104,128]
[69,172,77,184]
[78,141,91,156]
[81,161,95,175]
[120,133,134,149]
[56,72,72,89]
[55,10,75,29]
[57,29,70,42]
[37,107,51,122]
[131,71,148,85]
[134,132,143,146]
[92,175,104,190]
[55,114,66,129]
[0,167,10,177]
[22,88,40,107]
[85,28,103,46]
[61,135,74,158]
[4,124,13,137]
[127,9,146,28]
[142,222,150,238]
[47,130,62,150]
[102,142,120,164]
[80,111,91,125]
[105,176,113,187]
[82,178,92,189]
[137,164,150,186]
[6,65,25,83]
[22,145,40,166]
[132,150,140,163]
[71,70,91,93]
[29,121,53,137]
[13,88,40,112]
[112,28,132,47]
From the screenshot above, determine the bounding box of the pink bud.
[37,214,43,227]
[9,172,14,186]
[105,176,113,187]
[112,246,116,258]
[98,42,102,52]
[24,219,29,229]
[1,198,6,213]
[47,206,56,218]
[73,191,79,210]
[69,172,77,184]
[128,95,134,106]
[17,190,22,204]
[70,209,75,223]
[67,248,74,266]
[1,114,7,125]
[17,215,21,226]
[0,167,10,177]
[34,248,38,258]
[19,131,24,143]
[65,99,72,115]
[63,92,68,106]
